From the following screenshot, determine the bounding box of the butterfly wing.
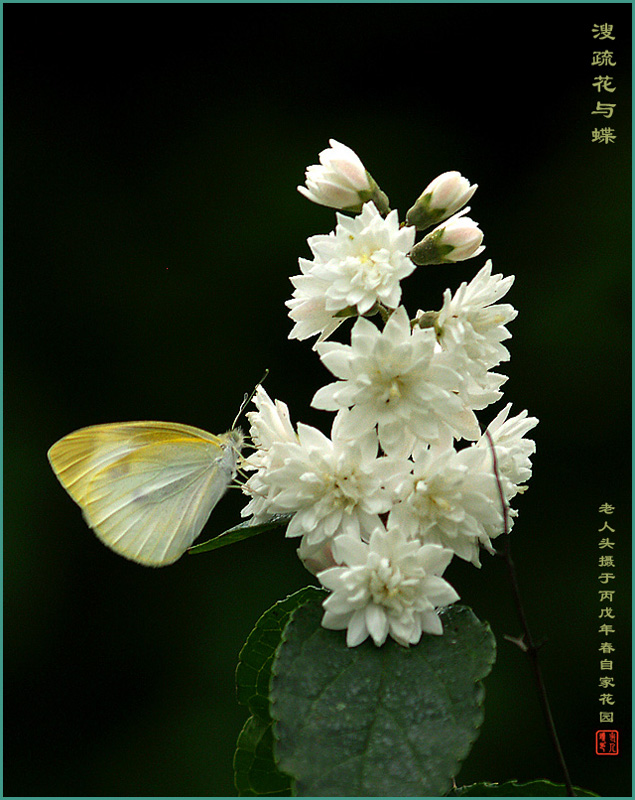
[48,422,241,566]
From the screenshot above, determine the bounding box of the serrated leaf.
[236,586,327,719]
[233,587,327,795]
[450,780,600,796]
[187,514,292,555]
[271,600,496,797]
[233,714,293,797]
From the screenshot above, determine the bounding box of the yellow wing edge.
[47,421,244,567]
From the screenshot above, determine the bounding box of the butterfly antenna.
[232,369,269,430]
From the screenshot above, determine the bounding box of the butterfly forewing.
[48,422,241,566]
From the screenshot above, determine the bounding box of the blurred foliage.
[5,4,630,797]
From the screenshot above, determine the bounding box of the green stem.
[486,431,575,798]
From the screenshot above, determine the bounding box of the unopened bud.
[298,139,390,214]
[406,171,477,231]
[413,310,439,330]
[298,538,338,576]
[409,209,484,265]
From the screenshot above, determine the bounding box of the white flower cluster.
[287,202,416,345]
[242,140,537,648]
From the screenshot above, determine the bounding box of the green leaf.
[233,715,292,797]
[187,514,292,555]
[450,780,600,796]
[233,587,327,796]
[270,600,496,797]
[236,586,327,719]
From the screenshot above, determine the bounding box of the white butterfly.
[48,421,244,567]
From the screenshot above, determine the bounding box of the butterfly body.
[48,421,243,566]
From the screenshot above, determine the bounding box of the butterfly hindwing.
[48,422,241,566]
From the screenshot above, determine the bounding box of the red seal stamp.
[596,729,619,755]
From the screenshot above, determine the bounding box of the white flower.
[410,208,485,265]
[297,139,371,210]
[476,403,538,506]
[444,366,508,412]
[387,440,504,566]
[286,268,346,345]
[406,171,477,230]
[246,386,297,452]
[250,413,398,549]
[318,529,459,647]
[313,307,480,455]
[437,260,517,368]
[241,386,298,522]
[434,260,518,408]
[290,203,416,326]
[313,204,415,315]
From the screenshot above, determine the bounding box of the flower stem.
[377,303,393,325]
[486,431,575,797]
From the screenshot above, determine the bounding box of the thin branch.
[485,430,575,797]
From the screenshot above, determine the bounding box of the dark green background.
[5,4,631,797]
